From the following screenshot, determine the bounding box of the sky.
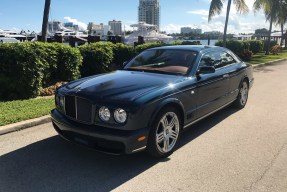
[0,0,279,34]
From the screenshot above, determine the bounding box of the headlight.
[55,95,65,110]
[99,107,111,121]
[114,108,127,123]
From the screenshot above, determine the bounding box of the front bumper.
[51,109,149,155]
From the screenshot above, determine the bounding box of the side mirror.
[197,66,215,75]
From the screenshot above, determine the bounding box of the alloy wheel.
[155,112,180,153]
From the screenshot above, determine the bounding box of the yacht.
[0,29,21,43]
[124,22,173,46]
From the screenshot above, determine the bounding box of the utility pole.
[41,0,51,42]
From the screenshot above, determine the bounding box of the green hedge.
[134,42,166,54]
[215,39,275,55]
[111,43,135,69]
[215,40,245,55]
[248,40,263,54]
[78,42,114,77]
[54,43,82,83]
[0,43,47,100]
[0,42,82,100]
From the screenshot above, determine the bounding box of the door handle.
[223,74,230,78]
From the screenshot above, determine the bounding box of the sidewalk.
[1,58,287,136]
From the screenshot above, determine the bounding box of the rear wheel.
[146,107,182,158]
[233,80,249,109]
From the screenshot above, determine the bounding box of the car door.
[220,51,243,102]
[195,51,230,119]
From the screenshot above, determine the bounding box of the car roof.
[149,45,227,53]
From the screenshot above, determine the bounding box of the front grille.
[65,96,93,124]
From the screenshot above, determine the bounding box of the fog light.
[114,108,127,123]
[99,107,111,121]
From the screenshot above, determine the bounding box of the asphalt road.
[1,62,287,192]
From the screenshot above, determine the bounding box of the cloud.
[63,17,87,30]
[187,9,209,16]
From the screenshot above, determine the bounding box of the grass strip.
[249,50,287,65]
[0,97,54,126]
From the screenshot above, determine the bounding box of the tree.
[208,0,249,47]
[255,28,269,35]
[273,0,287,46]
[41,0,51,42]
[253,0,280,54]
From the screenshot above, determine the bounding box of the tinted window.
[125,49,198,75]
[199,52,221,68]
[200,51,237,69]
[220,52,237,67]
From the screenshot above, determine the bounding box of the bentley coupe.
[51,45,254,158]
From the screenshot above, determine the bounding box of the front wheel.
[146,107,182,158]
[233,80,249,109]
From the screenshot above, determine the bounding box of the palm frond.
[208,0,224,22]
[253,0,272,12]
[233,0,249,14]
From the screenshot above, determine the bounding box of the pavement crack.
[248,142,287,192]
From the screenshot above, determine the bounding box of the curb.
[0,59,286,136]
[0,115,51,135]
[251,58,287,69]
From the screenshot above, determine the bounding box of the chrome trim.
[75,96,78,120]
[63,96,66,114]
[132,146,146,153]
[183,99,236,129]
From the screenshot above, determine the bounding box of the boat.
[124,22,173,46]
[0,29,21,43]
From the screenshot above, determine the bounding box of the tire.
[233,80,249,109]
[146,107,182,158]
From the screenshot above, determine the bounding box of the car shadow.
[0,107,238,192]
[180,107,238,147]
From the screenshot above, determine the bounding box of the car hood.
[63,70,184,103]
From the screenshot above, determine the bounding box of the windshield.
[124,49,198,75]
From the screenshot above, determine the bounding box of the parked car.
[51,45,254,158]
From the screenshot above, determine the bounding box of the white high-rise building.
[138,0,160,30]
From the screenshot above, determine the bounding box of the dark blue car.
[51,45,254,158]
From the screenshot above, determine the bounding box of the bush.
[54,43,82,82]
[135,42,165,54]
[79,42,114,77]
[240,49,253,61]
[215,40,244,55]
[171,41,201,45]
[0,43,48,100]
[270,44,283,55]
[111,43,135,69]
[247,40,263,54]
[0,42,83,100]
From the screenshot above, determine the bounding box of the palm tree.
[273,1,287,46]
[208,0,249,47]
[253,0,280,54]
[41,0,51,42]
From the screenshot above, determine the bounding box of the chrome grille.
[65,96,93,124]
